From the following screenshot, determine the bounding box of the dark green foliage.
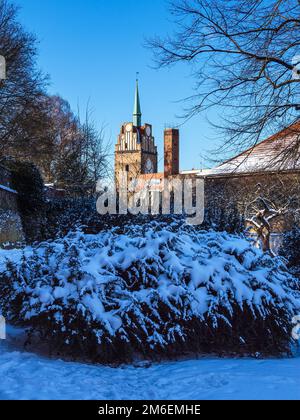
[43,197,185,240]
[6,160,46,243]
[280,226,300,279]
[10,161,45,214]
[43,192,244,243]
[0,222,298,364]
[204,202,245,234]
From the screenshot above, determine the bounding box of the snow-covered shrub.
[204,202,245,234]
[1,220,299,363]
[280,227,300,279]
[44,198,98,239]
[43,197,184,240]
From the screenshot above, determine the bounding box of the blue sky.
[17,0,219,171]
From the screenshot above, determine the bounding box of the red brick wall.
[164,129,179,177]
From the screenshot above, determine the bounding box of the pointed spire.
[133,74,142,127]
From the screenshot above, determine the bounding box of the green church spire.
[133,75,142,127]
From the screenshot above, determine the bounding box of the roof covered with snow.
[213,122,300,176]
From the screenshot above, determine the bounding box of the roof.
[215,121,300,175]
[180,169,201,175]
[133,79,142,127]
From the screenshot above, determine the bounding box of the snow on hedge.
[1,220,299,362]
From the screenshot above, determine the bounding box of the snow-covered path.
[0,328,299,400]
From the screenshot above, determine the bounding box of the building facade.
[115,80,158,188]
[115,79,182,191]
[114,80,300,235]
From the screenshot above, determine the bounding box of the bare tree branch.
[148,0,300,165]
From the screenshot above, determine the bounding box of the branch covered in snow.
[0,221,299,362]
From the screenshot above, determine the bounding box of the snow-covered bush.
[1,220,299,363]
[44,196,244,242]
[204,202,245,234]
[43,197,183,240]
[280,226,300,279]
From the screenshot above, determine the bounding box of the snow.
[0,184,17,194]
[1,223,299,361]
[0,327,299,400]
[1,223,300,399]
[3,228,298,322]
[0,246,28,271]
[213,133,300,174]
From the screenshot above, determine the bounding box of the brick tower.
[115,79,158,187]
[164,128,180,177]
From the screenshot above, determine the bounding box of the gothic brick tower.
[164,128,180,177]
[115,79,158,186]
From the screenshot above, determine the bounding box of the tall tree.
[149,0,300,166]
[41,96,111,196]
[44,95,82,186]
[80,109,112,194]
[0,0,46,160]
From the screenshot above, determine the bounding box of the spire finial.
[133,74,142,127]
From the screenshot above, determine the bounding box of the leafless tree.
[79,107,112,195]
[0,0,46,160]
[45,97,111,196]
[246,196,288,253]
[243,175,300,253]
[149,0,300,166]
[0,2,111,197]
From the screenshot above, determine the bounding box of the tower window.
[125,165,129,172]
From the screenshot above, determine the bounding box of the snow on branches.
[0,220,299,362]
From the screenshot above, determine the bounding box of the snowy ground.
[0,327,299,400]
[1,232,300,400]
